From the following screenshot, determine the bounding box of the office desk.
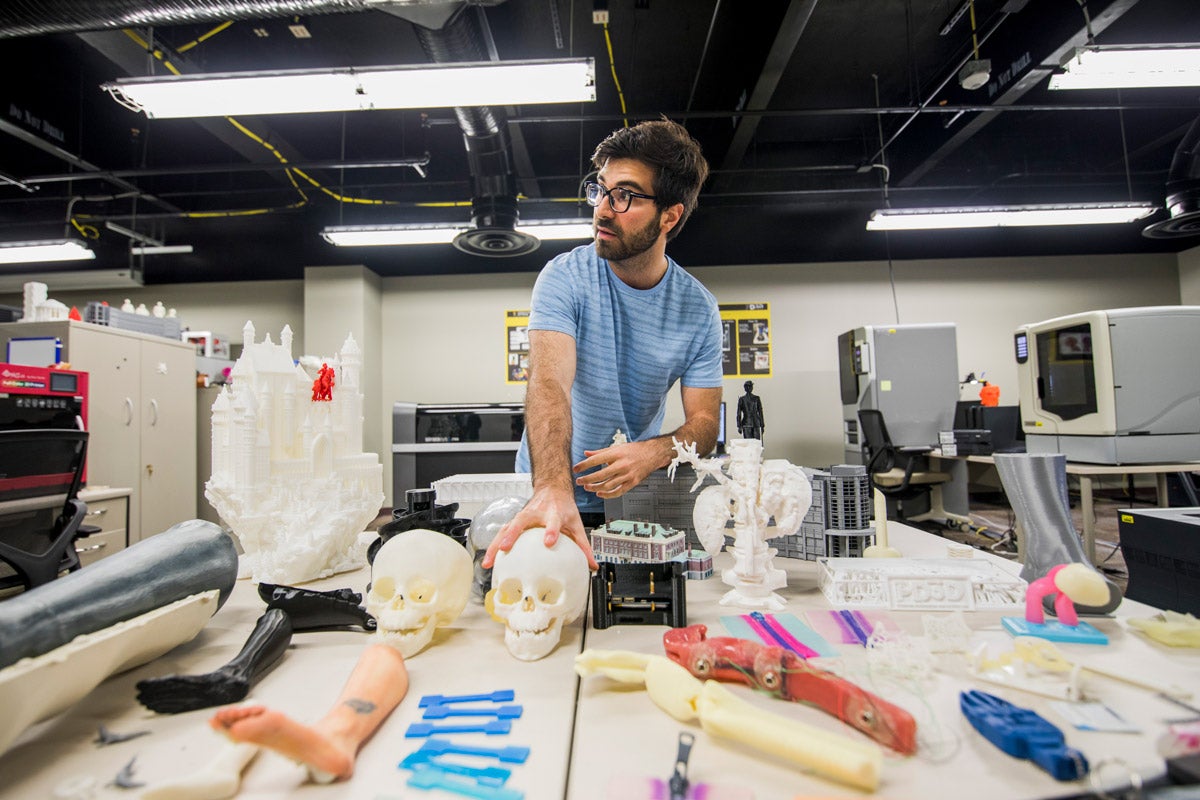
[933,452,1200,564]
[3,526,1198,799]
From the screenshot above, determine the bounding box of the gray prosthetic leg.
[993,453,1122,615]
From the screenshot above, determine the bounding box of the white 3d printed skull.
[486,528,589,661]
[367,528,472,658]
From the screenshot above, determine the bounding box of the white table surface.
[0,567,583,800]
[1,524,1197,800]
[571,524,1200,800]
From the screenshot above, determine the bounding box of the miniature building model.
[206,322,383,584]
[685,549,714,580]
[603,465,718,551]
[591,520,687,564]
[776,464,875,560]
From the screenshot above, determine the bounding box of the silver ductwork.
[3,0,530,257]
[409,4,538,257]
[1144,115,1200,239]
[0,1,414,38]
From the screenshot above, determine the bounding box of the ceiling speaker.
[1142,188,1200,238]
[453,227,540,257]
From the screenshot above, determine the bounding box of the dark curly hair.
[591,118,709,240]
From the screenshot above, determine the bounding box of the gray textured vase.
[992,453,1122,615]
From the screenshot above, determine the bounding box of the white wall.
[691,253,1181,466]
[5,251,1182,507]
[378,252,1180,482]
[1180,244,1200,305]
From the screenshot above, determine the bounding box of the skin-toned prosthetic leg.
[209,642,408,783]
[138,742,260,800]
[575,649,883,793]
[137,608,293,713]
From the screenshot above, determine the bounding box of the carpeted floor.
[905,488,1143,593]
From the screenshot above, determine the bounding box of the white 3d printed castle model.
[206,321,383,584]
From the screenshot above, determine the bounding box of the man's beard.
[594,213,661,262]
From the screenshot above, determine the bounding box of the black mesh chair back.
[0,429,90,593]
[857,409,897,474]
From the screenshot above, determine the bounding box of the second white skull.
[367,528,472,658]
[486,528,589,661]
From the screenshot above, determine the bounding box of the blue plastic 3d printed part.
[960,689,1090,780]
[419,690,516,707]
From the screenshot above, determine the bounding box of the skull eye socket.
[371,576,396,602]
[408,578,436,604]
[536,578,564,604]
[497,578,523,605]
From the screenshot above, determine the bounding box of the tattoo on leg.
[343,698,376,714]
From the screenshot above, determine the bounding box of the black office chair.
[858,409,970,528]
[0,429,91,593]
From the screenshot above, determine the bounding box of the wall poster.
[505,310,530,384]
[719,303,772,378]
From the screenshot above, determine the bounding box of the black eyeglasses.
[584,181,657,213]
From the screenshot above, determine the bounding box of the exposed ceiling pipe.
[405,3,538,257]
[1143,116,1200,239]
[0,0,480,38]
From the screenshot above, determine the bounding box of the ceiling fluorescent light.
[104,58,596,119]
[866,203,1158,230]
[514,220,594,240]
[322,220,594,247]
[131,245,194,256]
[1049,45,1200,90]
[321,225,466,247]
[0,239,95,265]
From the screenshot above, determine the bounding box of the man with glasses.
[484,119,723,571]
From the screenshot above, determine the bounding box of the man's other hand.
[573,439,666,501]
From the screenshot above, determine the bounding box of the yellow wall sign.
[719,303,772,378]
[505,310,530,384]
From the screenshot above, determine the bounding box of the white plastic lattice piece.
[431,473,532,520]
[817,557,1026,611]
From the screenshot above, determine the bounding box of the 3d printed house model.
[603,465,718,552]
[206,321,383,584]
[590,520,688,564]
[685,549,714,580]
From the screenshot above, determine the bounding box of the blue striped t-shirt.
[515,244,723,513]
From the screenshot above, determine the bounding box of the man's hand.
[573,438,671,500]
[481,486,599,570]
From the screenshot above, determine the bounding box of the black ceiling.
[0,0,1197,285]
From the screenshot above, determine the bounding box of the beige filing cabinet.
[0,321,196,543]
[75,486,131,566]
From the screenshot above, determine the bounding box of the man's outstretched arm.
[484,330,597,569]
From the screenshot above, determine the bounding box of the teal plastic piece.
[1001,616,1109,645]
[407,764,524,800]
[399,752,511,786]
[719,612,836,657]
[417,737,530,763]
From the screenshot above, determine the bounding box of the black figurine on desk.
[736,380,764,441]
